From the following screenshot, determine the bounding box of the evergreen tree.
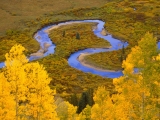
[62,30,65,37]
[69,93,78,106]
[76,32,80,40]
[120,54,123,63]
[122,44,125,57]
[120,43,125,63]
[77,92,88,114]
[86,88,94,106]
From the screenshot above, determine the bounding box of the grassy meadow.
[0,0,107,35]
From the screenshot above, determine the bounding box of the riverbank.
[77,52,116,72]
[44,21,82,34]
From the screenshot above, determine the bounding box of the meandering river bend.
[1,20,129,78]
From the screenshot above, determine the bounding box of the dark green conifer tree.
[77,92,87,113]
[62,30,65,37]
[120,43,125,62]
[122,44,125,55]
[76,32,80,39]
[86,88,94,106]
[77,88,94,114]
[69,93,78,106]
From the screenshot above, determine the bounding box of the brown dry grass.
[0,0,107,35]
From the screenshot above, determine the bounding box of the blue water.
[68,20,128,78]
[0,20,158,78]
[29,25,57,61]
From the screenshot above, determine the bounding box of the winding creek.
[0,19,141,78]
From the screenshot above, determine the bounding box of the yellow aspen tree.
[113,75,150,119]
[65,101,78,120]
[1,44,59,120]
[0,73,15,120]
[56,100,78,120]
[55,98,68,119]
[112,95,134,120]
[113,32,159,119]
[78,105,91,120]
[3,44,28,120]
[138,32,157,63]
[24,63,59,120]
[126,32,159,119]
[138,33,160,119]
[91,86,114,120]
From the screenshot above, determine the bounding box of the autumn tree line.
[0,32,159,119]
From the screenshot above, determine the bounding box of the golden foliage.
[0,44,59,120]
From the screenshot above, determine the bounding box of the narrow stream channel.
[0,20,130,78]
